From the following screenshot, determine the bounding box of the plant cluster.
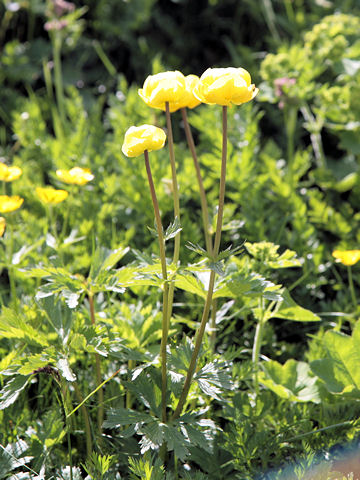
[0,1,360,479]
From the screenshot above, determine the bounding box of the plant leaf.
[259,359,321,403]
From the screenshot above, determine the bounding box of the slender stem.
[144,150,169,423]
[252,297,266,398]
[285,105,298,185]
[181,108,212,253]
[171,270,216,420]
[300,105,325,169]
[6,220,18,312]
[52,32,66,133]
[261,0,281,43]
[88,294,104,435]
[73,382,92,458]
[171,106,228,421]
[165,102,180,332]
[209,298,218,350]
[126,359,135,409]
[347,265,357,311]
[181,108,218,350]
[60,381,74,480]
[213,107,228,256]
[165,102,181,264]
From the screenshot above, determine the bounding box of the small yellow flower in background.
[56,167,94,185]
[0,163,22,182]
[194,67,259,106]
[36,186,68,204]
[138,71,188,112]
[122,125,167,158]
[332,249,360,266]
[0,195,24,213]
[0,217,5,236]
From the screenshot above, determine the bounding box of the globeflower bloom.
[36,186,68,204]
[122,125,167,158]
[171,74,201,111]
[332,249,360,266]
[0,163,22,182]
[0,217,5,236]
[138,71,188,112]
[56,167,94,185]
[194,67,258,106]
[0,195,24,213]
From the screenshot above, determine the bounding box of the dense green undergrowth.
[0,1,360,478]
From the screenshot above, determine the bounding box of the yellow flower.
[0,163,22,182]
[36,186,68,204]
[138,71,187,112]
[171,74,202,111]
[194,67,259,106]
[0,217,5,236]
[0,195,24,213]
[332,249,360,266]
[56,167,94,185]
[122,125,167,158]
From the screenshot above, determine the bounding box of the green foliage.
[0,1,360,478]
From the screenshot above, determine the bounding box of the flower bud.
[194,67,258,106]
[122,125,166,158]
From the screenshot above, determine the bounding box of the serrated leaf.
[259,359,321,403]
[214,271,282,301]
[245,241,301,269]
[268,289,320,322]
[0,307,48,347]
[40,297,73,345]
[88,245,129,281]
[195,362,233,400]
[162,423,190,461]
[186,241,208,257]
[164,217,182,241]
[103,408,152,429]
[0,375,30,410]
[175,273,207,299]
[18,354,51,375]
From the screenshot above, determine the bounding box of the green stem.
[181,108,212,254]
[6,220,18,312]
[181,108,218,350]
[144,150,169,424]
[73,382,92,458]
[252,297,266,398]
[261,0,281,43]
[285,105,298,185]
[347,265,357,311]
[283,0,296,26]
[52,32,66,134]
[88,293,104,435]
[165,102,180,329]
[171,106,228,421]
[126,359,135,409]
[300,105,325,169]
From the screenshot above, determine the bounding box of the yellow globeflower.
[122,125,166,158]
[56,167,94,185]
[194,67,259,106]
[138,71,187,112]
[0,195,24,213]
[0,217,5,236]
[171,74,202,111]
[0,163,22,182]
[36,186,68,204]
[332,249,360,266]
